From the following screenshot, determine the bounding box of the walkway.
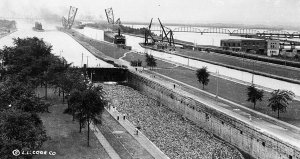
[90,123,121,159]
[106,107,170,159]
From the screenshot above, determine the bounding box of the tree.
[73,85,106,146]
[145,53,157,70]
[130,60,142,67]
[1,37,53,85]
[268,89,295,119]
[0,79,49,113]
[66,90,82,122]
[246,84,264,109]
[57,68,87,103]
[196,67,210,89]
[82,86,106,147]
[0,109,47,159]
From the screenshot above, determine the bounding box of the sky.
[1,0,300,27]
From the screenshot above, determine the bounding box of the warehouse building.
[220,39,267,55]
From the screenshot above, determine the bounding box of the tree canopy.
[196,67,210,89]
[69,85,106,146]
[246,84,264,109]
[268,89,295,118]
[0,109,47,159]
[145,53,157,70]
[0,37,61,158]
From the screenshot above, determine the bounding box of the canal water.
[0,21,113,68]
[79,26,300,97]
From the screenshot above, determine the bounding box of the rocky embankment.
[101,83,244,159]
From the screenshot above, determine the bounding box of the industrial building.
[267,39,280,56]
[220,39,267,55]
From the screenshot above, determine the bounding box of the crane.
[105,8,121,25]
[144,18,157,45]
[62,6,78,29]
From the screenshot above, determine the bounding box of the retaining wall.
[127,71,300,159]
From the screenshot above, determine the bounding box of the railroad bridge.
[149,25,300,39]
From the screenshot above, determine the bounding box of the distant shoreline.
[122,22,300,31]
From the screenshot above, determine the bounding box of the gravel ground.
[101,83,243,159]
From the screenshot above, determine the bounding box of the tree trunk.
[79,121,82,133]
[72,108,75,121]
[202,83,204,90]
[87,120,90,147]
[79,118,82,133]
[45,82,47,100]
[278,110,280,119]
[253,102,256,109]
[62,91,65,103]
[58,88,61,96]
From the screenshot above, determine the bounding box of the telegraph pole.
[252,59,254,84]
[86,56,89,68]
[216,69,219,99]
[81,53,83,67]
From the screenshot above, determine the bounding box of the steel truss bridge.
[149,25,300,38]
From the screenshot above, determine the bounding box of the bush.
[130,59,142,67]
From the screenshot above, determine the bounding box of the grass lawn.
[174,49,300,80]
[65,29,128,59]
[122,52,176,68]
[153,66,300,127]
[36,87,111,159]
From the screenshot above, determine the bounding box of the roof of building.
[221,39,266,42]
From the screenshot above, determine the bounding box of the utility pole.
[81,53,83,67]
[86,56,89,68]
[216,69,219,99]
[252,59,254,84]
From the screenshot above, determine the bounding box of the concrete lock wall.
[127,71,300,159]
[87,68,128,82]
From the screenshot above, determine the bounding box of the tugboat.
[32,22,44,32]
[104,28,132,50]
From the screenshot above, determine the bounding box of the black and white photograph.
[0,0,300,159]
